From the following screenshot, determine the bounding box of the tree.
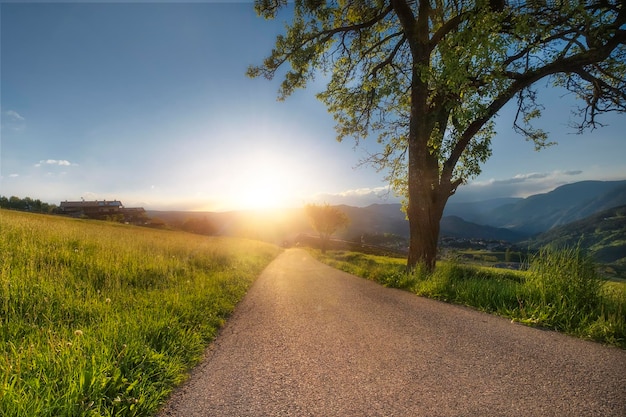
[182,216,217,236]
[305,203,350,253]
[248,1,626,271]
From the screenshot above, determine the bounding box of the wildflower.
[66,342,73,348]
[74,330,83,336]
[105,298,111,304]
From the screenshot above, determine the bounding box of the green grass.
[312,247,626,348]
[0,210,281,416]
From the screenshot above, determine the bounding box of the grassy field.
[311,248,626,348]
[0,210,281,416]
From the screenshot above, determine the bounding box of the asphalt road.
[158,248,626,416]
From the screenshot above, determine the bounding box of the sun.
[235,178,288,210]
[227,153,298,211]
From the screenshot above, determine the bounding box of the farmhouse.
[59,200,146,223]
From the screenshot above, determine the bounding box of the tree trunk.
[406,193,444,272]
[402,0,450,272]
[320,233,328,254]
[406,137,447,272]
[405,110,453,271]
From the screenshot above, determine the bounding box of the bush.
[520,245,604,329]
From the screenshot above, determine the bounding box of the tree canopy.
[305,203,350,253]
[0,195,57,213]
[249,0,626,270]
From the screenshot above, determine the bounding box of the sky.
[1,1,625,211]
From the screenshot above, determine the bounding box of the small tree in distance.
[305,203,350,253]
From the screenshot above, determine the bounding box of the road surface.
[158,248,626,416]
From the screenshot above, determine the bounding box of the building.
[58,200,146,223]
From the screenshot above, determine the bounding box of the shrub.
[520,245,604,329]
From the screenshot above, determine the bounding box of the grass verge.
[311,248,625,348]
[0,210,281,416]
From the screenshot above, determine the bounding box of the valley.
[146,180,626,278]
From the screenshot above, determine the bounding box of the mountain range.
[340,180,626,240]
[471,180,626,235]
[147,179,626,262]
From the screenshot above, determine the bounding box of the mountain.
[440,216,526,241]
[527,205,626,265]
[338,204,523,241]
[338,204,408,238]
[148,203,523,244]
[146,207,310,242]
[336,180,626,241]
[443,197,523,224]
[144,180,626,247]
[481,180,626,235]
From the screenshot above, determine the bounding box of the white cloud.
[338,186,391,198]
[35,159,75,167]
[311,185,401,206]
[1,109,26,131]
[9,174,19,178]
[454,170,587,202]
[5,110,25,121]
[316,169,593,207]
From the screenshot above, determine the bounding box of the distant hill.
[148,204,523,244]
[338,180,626,240]
[146,208,310,243]
[480,180,626,235]
[145,180,626,247]
[339,204,524,241]
[338,204,408,238]
[443,197,523,224]
[440,216,526,241]
[526,205,626,265]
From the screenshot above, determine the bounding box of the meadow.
[0,210,281,416]
[312,248,626,348]
[2,208,624,416]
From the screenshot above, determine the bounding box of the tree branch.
[442,27,626,188]
[572,66,626,130]
[370,35,407,78]
[363,31,404,57]
[248,4,394,81]
[390,0,417,54]
[429,11,470,52]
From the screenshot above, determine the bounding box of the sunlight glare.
[228,153,298,210]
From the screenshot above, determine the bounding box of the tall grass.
[0,210,281,416]
[519,246,603,327]
[312,247,626,348]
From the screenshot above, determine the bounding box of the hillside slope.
[484,180,626,235]
[145,180,626,246]
[149,204,524,243]
[443,197,523,224]
[440,216,526,241]
[527,205,626,265]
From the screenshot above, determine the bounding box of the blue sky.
[1,2,625,211]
